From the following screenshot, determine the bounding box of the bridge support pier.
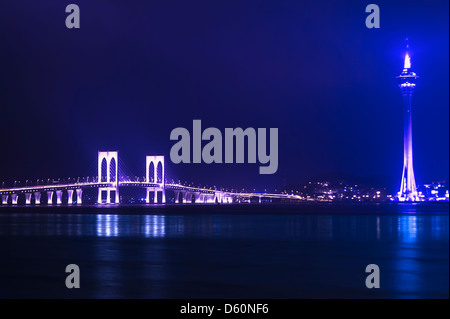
[34,192,41,204]
[67,190,74,204]
[148,189,165,204]
[106,189,111,204]
[47,191,53,204]
[98,188,118,204]
[56,191,63,204]
[175,191,186,204]
[11,194,18,205]
[145,188,150,204]
[215,192,223,204]
[25,193,32,204]
[112,190,119,204]
[2,195,8,205]
[76,189,82,204]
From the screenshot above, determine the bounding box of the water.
[0,203,448,298]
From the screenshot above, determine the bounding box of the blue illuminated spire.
[396,39,419,202]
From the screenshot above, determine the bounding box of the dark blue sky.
[0,0,448,191]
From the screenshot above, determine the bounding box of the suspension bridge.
[0,151,300,205]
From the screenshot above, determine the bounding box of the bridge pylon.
[146,155,165,203]
[98,151,119,204]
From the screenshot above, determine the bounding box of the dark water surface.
[0,203,448,298]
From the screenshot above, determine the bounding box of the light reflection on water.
[396,216,420,298]
[144,215,165,238]
[97,214,119,237]
[0,212,448,241]
[398,215,417,242]
[95,215,166,238]
[0,205,448,298]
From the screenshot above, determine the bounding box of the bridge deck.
[0,182,300,200]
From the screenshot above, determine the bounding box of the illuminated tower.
[397,44,419,201]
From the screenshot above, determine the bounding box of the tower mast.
[397,40,419,201]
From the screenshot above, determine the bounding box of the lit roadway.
[0,181,301,203]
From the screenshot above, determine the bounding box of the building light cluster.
[283,181,388,202]
[284,180,449,203]
[418,182,449,202]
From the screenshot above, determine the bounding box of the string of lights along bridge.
[0,151,300,205]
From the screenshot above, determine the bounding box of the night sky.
[0,0,448,191]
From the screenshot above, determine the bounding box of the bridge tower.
[146,155,165,203]
[98,151,119,204]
